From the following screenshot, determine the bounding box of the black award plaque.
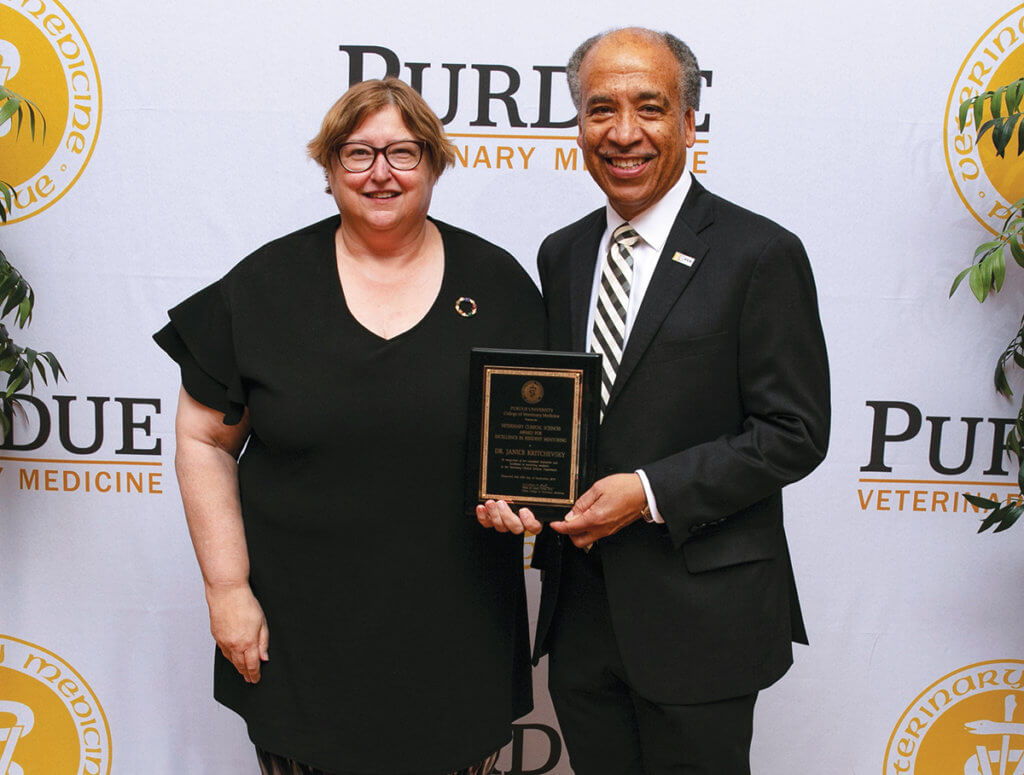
[466,348,600,522]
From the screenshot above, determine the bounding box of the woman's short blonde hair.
[308,78,456,179]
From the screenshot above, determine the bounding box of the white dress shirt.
[585,173,694,524]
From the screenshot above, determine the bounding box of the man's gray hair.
[566,28,701,114]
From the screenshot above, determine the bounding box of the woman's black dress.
[155,216,546,774]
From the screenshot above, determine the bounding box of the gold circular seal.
[0,0,102,224]
[0,634,112,775]
[884,659,1024,773]
[943,5,1024,234]
[521,379,544,404]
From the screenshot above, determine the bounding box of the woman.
[154,77,544,775]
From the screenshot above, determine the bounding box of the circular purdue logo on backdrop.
[944,5,1024,234]
[0,634,111,775]
[0,0,101,224]
[884,660,1024,773]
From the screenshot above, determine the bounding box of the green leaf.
[0,181,11,224]
[950,266,973,296]
[1018,118,1024,156]
[965,493,1001,509]
[44,353,64,381]
[994,114,1022,157]
[995,360,1013,397]
[0,270,21,298]
[959,96,972,131]
[969,262,991,302]
[991,84,1007,119]
[978,118,996,142]
[0,269,23,297]
[29,351,50,382]
[974,91,991,128]
[5,366,28,395]
[1010,235,1024,268]
[0,88,45,144]
[1007,79,1024,114]
[0,97,19,127]
[16,297,32,327]
[992,246,1007,291]
[993,118,1010,157]
[1008,430,1022,458]
[979,511,1002,533]
[974,239,1002,259]
[992,504,1024,532]
[0,275,16,301]
[976,501,1024,533]
[27,100,45,142]
[1006,112,1023,139]
[2,283,28,319]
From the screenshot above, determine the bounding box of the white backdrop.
[3,1,1024,773]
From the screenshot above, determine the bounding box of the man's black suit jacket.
[532,177,830,705]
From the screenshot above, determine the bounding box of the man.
[477,27,829,774]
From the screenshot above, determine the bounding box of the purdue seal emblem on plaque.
[521,379,544,404]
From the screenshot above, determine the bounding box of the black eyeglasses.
[336,140,426,172]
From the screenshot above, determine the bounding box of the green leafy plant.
[0,84,63,438]
[949,77,1024,532]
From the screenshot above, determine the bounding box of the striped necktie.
[591,223,640,416]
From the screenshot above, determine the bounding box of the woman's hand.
[476,500,544,535]
[206,583,269,684]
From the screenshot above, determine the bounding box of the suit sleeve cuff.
[635,469,664,524]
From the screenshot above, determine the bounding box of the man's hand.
[476,500,544,535]
[550,473,648,548]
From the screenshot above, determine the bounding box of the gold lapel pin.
[672,252,696,267]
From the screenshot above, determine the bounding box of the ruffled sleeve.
[153,282,247,425]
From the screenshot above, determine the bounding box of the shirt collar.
[604,172,692,253]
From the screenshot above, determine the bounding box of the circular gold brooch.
[455,297,478,317]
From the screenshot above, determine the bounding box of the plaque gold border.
[479,366,584,506]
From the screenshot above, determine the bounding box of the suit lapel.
[568,210,606,351]
[606,181,715,410]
